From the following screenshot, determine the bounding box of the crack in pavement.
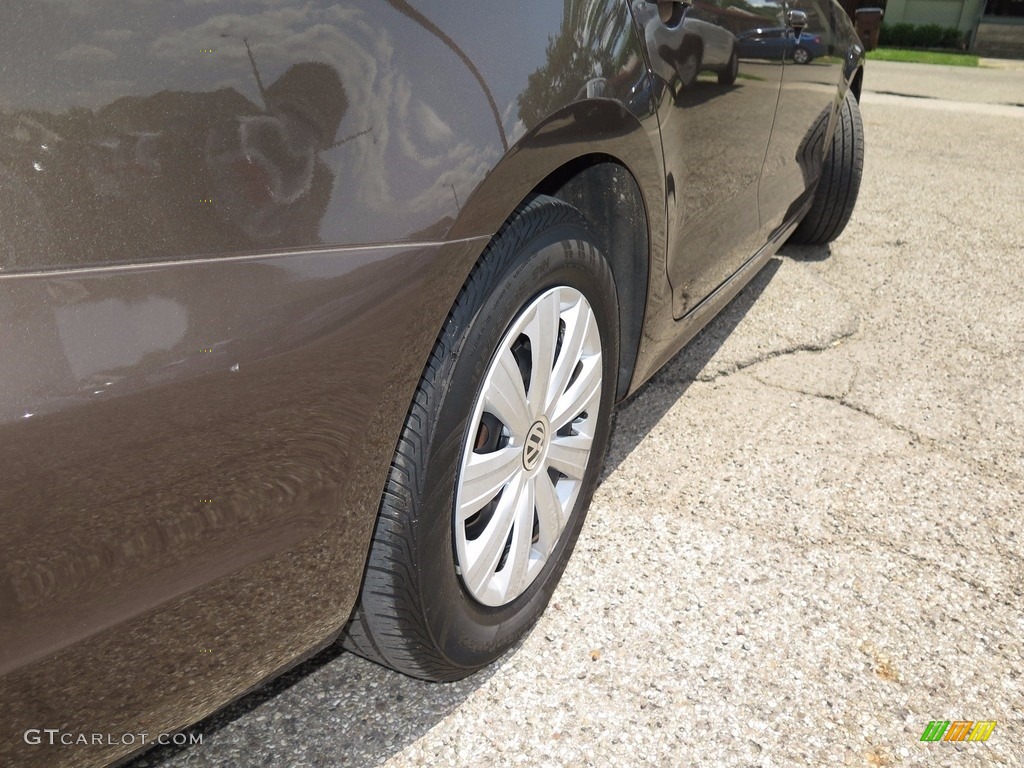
[750,375,910,438]
[863,90,1024,117]
[869,88,1024,112]
[692,326,860,385]
[744,373,1024,500]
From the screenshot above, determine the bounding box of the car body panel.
[759,0,851,239]
[0,237,492,767]
[0,1,864,765]
[631,0,789,318]
[623,0,863,390]
[0,2,660,765]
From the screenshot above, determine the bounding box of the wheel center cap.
[522,419,548,472]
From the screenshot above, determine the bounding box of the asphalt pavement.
[131,60,1024,768]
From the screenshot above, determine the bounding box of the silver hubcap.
[454,286,603,607]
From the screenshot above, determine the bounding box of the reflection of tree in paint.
[517,0,641,129]
[383,0,507,151]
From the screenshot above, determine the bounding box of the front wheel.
[792,46,811,65]
[789,89,864,245]
[343,195,619,681]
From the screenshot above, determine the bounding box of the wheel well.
[850,67,863,101]
[533,156,650,401]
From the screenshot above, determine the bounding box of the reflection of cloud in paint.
[184,0,291,5]
[503,100,527,148]
[42,0,151,17]
[57,44,118,64]
[148,4,494,225]
[407,143,501,215]
[416,102,454,144]
[83,79,137,103]
[95,29,135,43]
[56,297,189,380]
[149,6,395,209]
[44,0,152,17]
[43,0,101,17]
[149,7,314,57]
[390,77,501,214]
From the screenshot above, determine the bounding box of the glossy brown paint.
[0,237,492,767]
[0,0,659,268]
[627,0,864,386]
[633,0,786,318]
[0,0,862,765]
[0,1,509,264]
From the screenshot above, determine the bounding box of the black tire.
[792,46,812,65]
[343,195,619,681]
[718,47,739,85]
[789,89,864,246]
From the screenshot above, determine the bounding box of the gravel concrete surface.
[866,59,1024,107]
[130,61,1024,768]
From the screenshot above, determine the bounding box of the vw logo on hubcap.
[523,420,547,471]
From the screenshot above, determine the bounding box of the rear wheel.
[792,46,811,65]
[343,195,618,681]
[719,47,739,85]
[789,89,864,245]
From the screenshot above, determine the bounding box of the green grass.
[867,48,979,67]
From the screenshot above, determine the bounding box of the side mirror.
[786,9,808,35]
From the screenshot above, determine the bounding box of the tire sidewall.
[415,219,618,670]
[720,48,739,85]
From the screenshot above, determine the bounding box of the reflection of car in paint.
[736,27,828,64]
[644,8,740,87]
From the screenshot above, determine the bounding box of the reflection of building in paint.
[0,61,348,271]
[55,297,189,380]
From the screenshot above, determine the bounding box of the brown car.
[0,1,864,765]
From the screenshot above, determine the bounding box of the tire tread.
[790,89,865,246]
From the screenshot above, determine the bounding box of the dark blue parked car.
[736,27,828,64]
